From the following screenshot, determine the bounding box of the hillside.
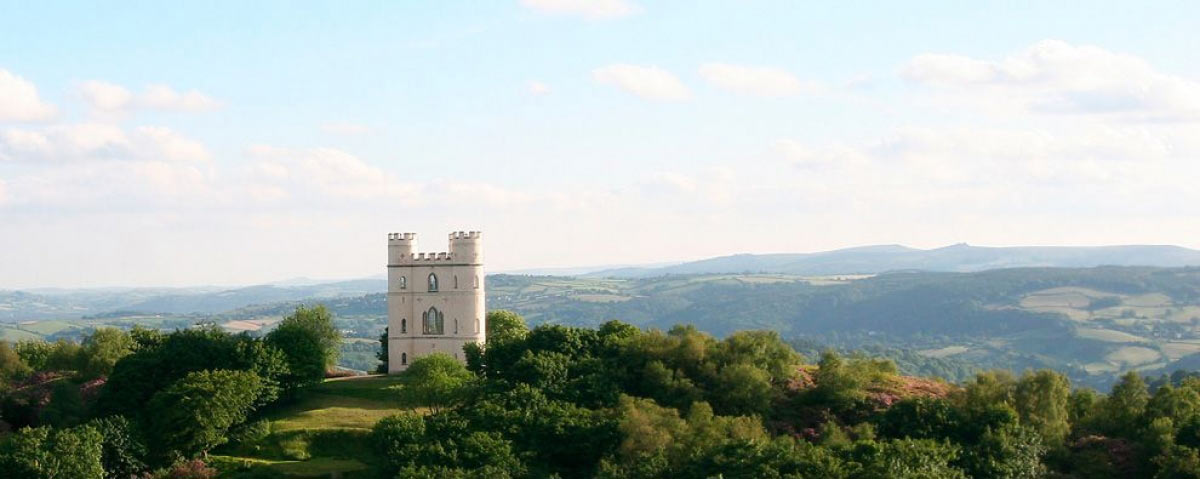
[588,244,1200,277]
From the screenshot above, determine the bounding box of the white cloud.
[0,123,208,163]
[78,80,134,111]
[698,63,824,97]
[321,122,375,136]
[528,81,551,95]
[592,64,690,101]
[77,81,221,113]
[138,84,221,112]
[902,39,1200,121]
[520,0,639,19]
[0,69,57,121]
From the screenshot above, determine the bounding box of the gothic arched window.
[428,273,438,292]
[474,275,479,289]
[454,319,459,334]
[475,318,480,334]
[398,276,406,290]
[401,318,407,334]
[422,307,444,335]
[401,353,407,365]
[454,276,459,289]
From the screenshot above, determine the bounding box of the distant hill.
[586,244,1200,277]
[0,279,387,321]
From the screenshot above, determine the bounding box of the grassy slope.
[215,375,415,478]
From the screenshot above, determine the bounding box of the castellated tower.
[386,231,485,373]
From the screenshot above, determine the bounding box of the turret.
[387,232,416,264]
[448,231,483,264]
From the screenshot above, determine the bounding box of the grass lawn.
[267,375,413,431]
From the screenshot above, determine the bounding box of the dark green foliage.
[265,305,341,390]
[98,326,288,417]
[375,326,389,373]
[88,415,148,479]
[145,369,263,461]
[0,424,105,479]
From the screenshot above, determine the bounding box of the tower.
[386,231,485,373]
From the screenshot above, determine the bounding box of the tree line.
[0,305,340,478]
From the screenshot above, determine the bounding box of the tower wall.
[386,231,485,373]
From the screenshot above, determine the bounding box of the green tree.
[88,415,149,479]
[40,381,85,427]
[712,363,774,416]
[852,439,968,479]
[1103,371,1150,438]
[146,369,264,460]
[376,326,389,374]
[0,425,105,479]
[400,353,473,413]
[0,340,31,384]
[79,327,136,379]
[277,305,341,367]
[959,423,1047,479]
[1014,369,1071,447]
[265,305,341,389]
[486,310,529,344]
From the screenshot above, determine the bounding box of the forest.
[5,306,1200,478]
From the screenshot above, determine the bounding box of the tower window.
[474,275,479,289]
[454,319,459,334]
[475,318,480,334]
[399,276,406,290]
[401,353,407,365]
[401,318,407,334]
[423,307,444,335]
[454,276,459,289]
[428,273,438,292]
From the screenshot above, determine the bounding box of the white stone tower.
[386,231,486,373]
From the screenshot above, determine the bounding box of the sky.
[2,0,1200,288]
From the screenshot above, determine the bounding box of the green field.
[215,375,413,477]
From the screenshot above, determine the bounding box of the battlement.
[388,230,482,265]
[449,231,481,241]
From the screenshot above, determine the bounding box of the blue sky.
[2,0,1199,287]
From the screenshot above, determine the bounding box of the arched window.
[428,273,438,292]
[401,353,407,365]
[422,307,444,335]
[475,318,480,334]
[454,276,459,289]
[474,275,479,289]
[398,276,406,290]
[454,319,459,334]
[401,318,407,334]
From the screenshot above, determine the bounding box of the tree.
[78,328,136,379]
[376,326,389,374]
[0,340,31,384]
[266,305,341,388]
[146,369,263,460]
[400,353,473,413]
[88,415,149,479]
[274,305,342,367]
[0,425,105,479]
[712,363,774,416]
[40,380,85,427]
[1014,369,1071,447]
[486,310,528,344]
[265,321,327,391]
[1103,371,1150,438]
